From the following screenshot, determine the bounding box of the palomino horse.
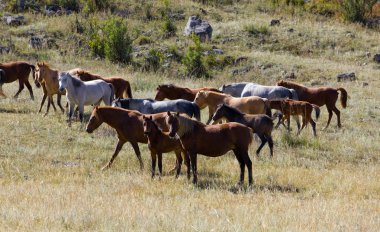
[112,98,201,121]
[211,104,278,157]
[85,106,181,171]
[0,61,35,100]
[155,84,222,101]
[142,115,188,178]
[58,72,114,124]
[194,90,271,124]
[269,99,320,137]
[277,80,347,129]
[75,70,133,99]
[166,112,253,185]
[34,62,65,115]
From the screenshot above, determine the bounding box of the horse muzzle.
[86,127,93,133]
[59,87,65,92]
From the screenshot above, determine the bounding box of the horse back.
[299,87,338,106]
[0,61,33,83]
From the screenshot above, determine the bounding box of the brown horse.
[34,62,65,115]
[211,104,278,157]
[155,84,222,101]
[194,90,271,124]
[85,106,181,171]
[269,99,320,136]
[166,112,253,185]
[142,115,188,178]
[0,61,35,100]
[75,70,132,99]
[277,80,347,129]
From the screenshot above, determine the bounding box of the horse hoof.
[101,165,110,171]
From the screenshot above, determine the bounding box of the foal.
[269,99,320,137]
[143,115,188,178]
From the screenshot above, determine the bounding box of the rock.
[365,52,371,58]
[183,16,212,42]
[29,36,42,49]
[362,82,368,87]
[234,56,248,66]
[2,14,25,26]
[288,28,294,33]
[374,54,380,63]
[231,66,251,76]
[270,19,280,26]
[284,72,296,79]
[337,72,356,82]
[365,17,380,28]
[0,46,11,53]
[212,48,224,55]
[45,5,62,16]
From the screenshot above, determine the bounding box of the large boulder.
[184,16,212,42]
[374,54,380,63]
[337,72,356,82]
[2,14,25,26]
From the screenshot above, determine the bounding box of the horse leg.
[233,150,245,185]
[130,142,144,170]
[293,116,301,132]
[297,118,307,136]
[78,104,84,123]
[50,95,57,112]
[57,94,64,113]
[267,135,274,158]
[157,153,163,177]
[206,110,214,125]
[174,150,183,178]
[310,119,317,137]
[24,80,34,100]
[0,84,6,98]
[241,150,253,185]
[332,106,341,128]
[287,114,291,133]
[38,93,47,113]
[45,97,51,116]
[189,152,197,184]
[323,108,333,130]
[150,151,157,178]
[102,140,125,170]
[67,102,75,126]
[13,80,25,99]
[256,134,267,158]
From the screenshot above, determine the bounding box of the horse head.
[0,69,5,85]
[111,98,122,107]
[86,106,103,133]
[193,91,208,109]
[166,111,180,138]
[142,115,154,135]
[58,72,68,92]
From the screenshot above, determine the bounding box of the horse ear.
[143,115,146,119]
[95,106,99,110]
[149,116,153,120]
[167,111,171,116]
[176,112,180,116]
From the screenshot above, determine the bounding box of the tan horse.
[194,90,271,124]
[75,70,133,99]
[0,61,35,99]
[34,62,65,115]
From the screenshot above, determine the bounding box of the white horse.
[58,72,114,124]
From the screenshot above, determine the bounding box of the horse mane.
[174,114,199,137]
[221,104,245,116]
[37,61,50,68]
[70,74,83,87]
[207,88,224,94]
[277,80,305,90]
[144,98,155,102]
[202,90,229,97]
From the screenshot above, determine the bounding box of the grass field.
[1,1,380,231]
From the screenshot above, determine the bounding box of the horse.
[85,106,183,171]
[58,72,114,124]
[75,70,133,99]
[194,90,271,124]
[33,62,65,115]
[0,61,35,100]
[269,99,320,136]
[112,98,201,121]
[165,112,253,185]
[142,115,188,178]
[211,104,278,157]
[277,80,347,129]
[219,82,249,97]
[155,84,222,101]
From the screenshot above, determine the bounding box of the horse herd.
[0,61,349,186]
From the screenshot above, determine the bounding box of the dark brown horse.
[269,99,320,137]
[166,112,253,185]
[211,104,277,157]
[85,106,179,171]
[142,115,188,178]
[277,80,347,129]
[76,70,133,99]
[0,61,35,100]
[155,84,222,101]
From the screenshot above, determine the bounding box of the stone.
[29,36,42,49]
[184,16,212,42]
[337,72,356,82]
[2,14,25,26]
[374,54,380,63]
[234,56,248,66]
[270,19,280,26]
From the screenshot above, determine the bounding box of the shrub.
[161,16,177,38]
[143,48,164,72]
[244,24,270,37]
[136,35,153,45]
[341,0,377,23]
[182,35,210,78]
[83,0,111,13]
[305,0,340,17]
[167,45,182,62]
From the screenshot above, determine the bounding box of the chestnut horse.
[194,90,271,124]
[269,99,320,137]
[34,62,65,115]
[211,104,278,157]
[155,84,222,101]
[76,70,132,99]
[166,112,253,185]
[142,115,188,178]
[85,106,182,171]
[277,80,347,129]
[0,61,35,100]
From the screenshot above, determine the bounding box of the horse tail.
[108,83,114,105]
[312,104,320,121]
[191,102,201,121]
[125,81,133,98]
[337,87,347,109]
[263,98,272,117]
[29,64,35,73]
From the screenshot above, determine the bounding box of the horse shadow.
[0,108,32,114]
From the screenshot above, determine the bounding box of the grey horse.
[219,82,249,97]
[59,72,114,124]
[112,98,201,121]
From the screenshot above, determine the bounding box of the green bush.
[305,0,340,17]
[83,0,111,13]
[88,17,132,63]
[341,0,377,23]
[161,16,177,38]
[143,48,164,72]
[182,35,210,78]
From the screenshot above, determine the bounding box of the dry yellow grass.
[0,1,380,231]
